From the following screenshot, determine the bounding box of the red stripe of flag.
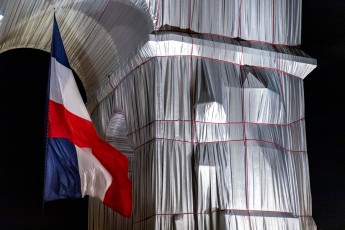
[48,100,132,217]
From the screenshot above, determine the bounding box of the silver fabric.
[149,0,302,45]
[89,41,316,229]
[87,33,316,113]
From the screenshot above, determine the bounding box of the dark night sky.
[0,49,88,229]
[0,1,344,229]
[302,0,345,229]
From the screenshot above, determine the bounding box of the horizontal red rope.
[133,208,312,224]
[127,118,305,136]
[133,137,307,153]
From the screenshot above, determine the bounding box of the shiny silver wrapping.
[150,0,301,45]
[88,32,316,229]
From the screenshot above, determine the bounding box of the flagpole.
[42,11,55,210]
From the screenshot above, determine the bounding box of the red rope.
[238,0,243,38]
[198,32,293,47]
[155,0,162,30]
[127,118,305,136]
[188,0,191,30]
[240,47,253,230]
[133,208,311,224]
[277,52,285,98]
[133,135,308,153]
[272,0,275,43]
[190,37,194,144]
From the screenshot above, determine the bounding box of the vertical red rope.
[155,0,162,30]
[188,0,191,30]
[240,46,252,230]
[272,0,275,43]
[277,52,284,98]
[238,0,243,38]
[190,37,194,144]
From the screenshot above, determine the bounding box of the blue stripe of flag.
[44,138,82,201]
[51,15,71,69]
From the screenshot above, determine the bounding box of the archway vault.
[0,0,154,99]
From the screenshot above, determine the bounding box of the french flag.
[44,16,132,217]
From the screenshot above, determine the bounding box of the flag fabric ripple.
[44,16,132,217]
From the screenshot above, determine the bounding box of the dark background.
[302,0,345,229]
[0,49,88,229]
[0,1,344,229]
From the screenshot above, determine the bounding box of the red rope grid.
[105,3,307,223]
[129,44,308,225]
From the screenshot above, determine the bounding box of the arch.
[0,0,153,98]
[105,112,134,159]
